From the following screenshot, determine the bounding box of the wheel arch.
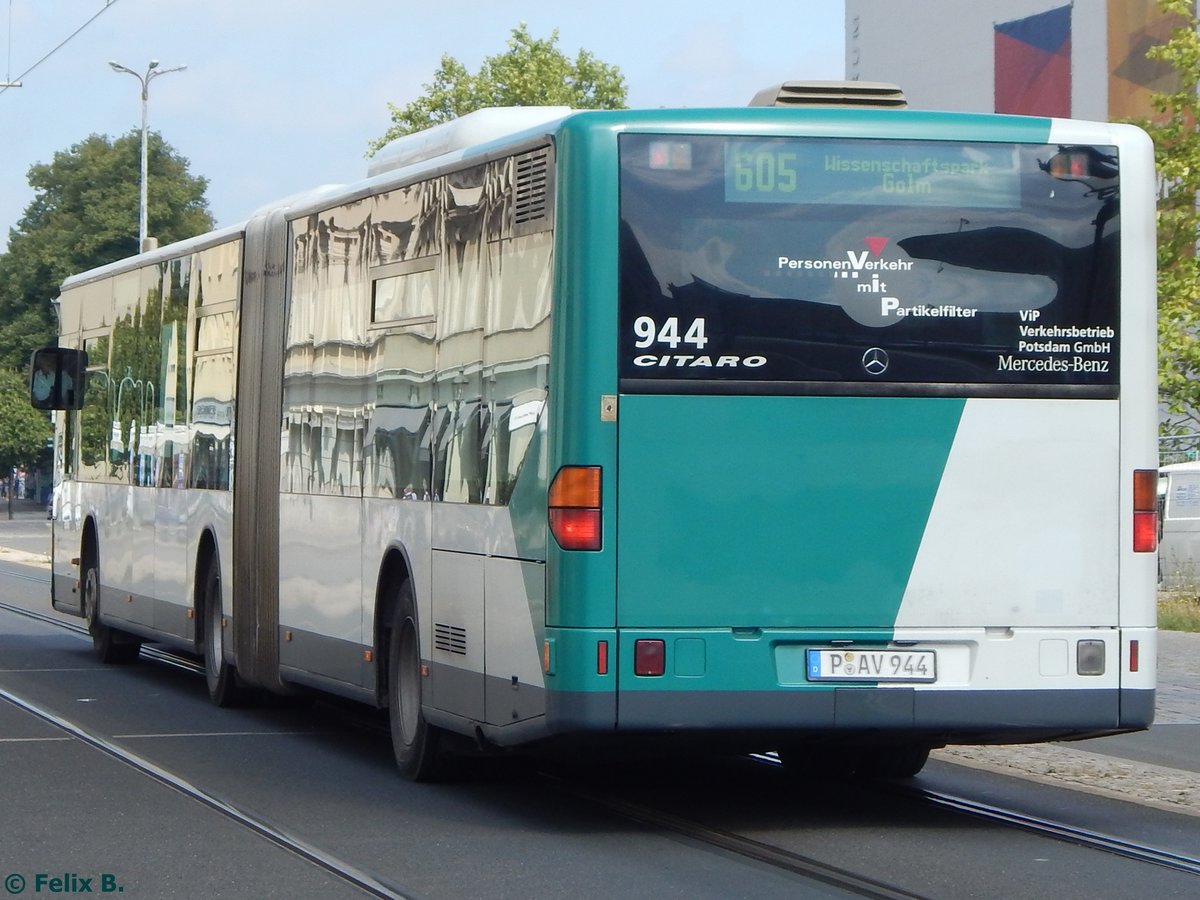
[373,543,416,708]
[79,514,99,621]
[193,528,220,653]
[80,514,99,566]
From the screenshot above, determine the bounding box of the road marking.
[0,736,73,742]
[114,731,326,739]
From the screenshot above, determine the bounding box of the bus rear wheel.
[387,580,444,781]
[778,743,930,779]
[201,554,242,707]
[82,548,141,665]
[858,744,930,779]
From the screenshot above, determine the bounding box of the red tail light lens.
[1133,469,1158,553]
[1133,512,1157,553]
[548,508,601,551]
[549,466,602,551]
[634,639,665,676]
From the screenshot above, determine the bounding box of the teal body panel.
[551,107,1054,150]
[545,115,623,630]
[541,107,1060,706]
[616,395,965,629]
[545,107,1053,631]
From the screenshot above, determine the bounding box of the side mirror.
[29,347,88,411]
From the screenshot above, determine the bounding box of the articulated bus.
[33,83,1158,780]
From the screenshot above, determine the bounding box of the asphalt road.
[2,596,1197,899]
[2,501,1198,898]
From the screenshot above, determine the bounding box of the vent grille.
[434,623,468,656]
[749,80,907,109]
[513,147,552,229]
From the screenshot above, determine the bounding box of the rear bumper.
[549,686,1154,744]
[542,625,1156,743]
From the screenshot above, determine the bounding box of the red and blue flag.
[994,5,1071,117]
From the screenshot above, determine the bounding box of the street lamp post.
[109,59,186,253]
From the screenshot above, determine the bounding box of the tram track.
[907,781,1200,876]
[0,683,414,899]
[545,753,1200,896]
[0,591,414,899]
[3,581,1199,894]
[0,593,204,676]
[545,772,925,899]
[744,754,1200,878]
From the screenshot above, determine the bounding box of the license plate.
[806,648,936,683]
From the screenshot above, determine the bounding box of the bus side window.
[30,347,88,410]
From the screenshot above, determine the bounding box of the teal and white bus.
[33,83,1158,779]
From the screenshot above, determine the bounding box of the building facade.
[845,0,1179,121]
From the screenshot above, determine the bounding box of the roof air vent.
[749,80,907,109]
[512,146,554,234]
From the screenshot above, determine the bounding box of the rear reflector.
[597,640,609,675]
[549,466,602,551]
[1129,639,1139,673]
[1133,468,1158,553]
[634,639,665,677]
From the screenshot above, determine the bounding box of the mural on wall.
[1107,0,1182,122]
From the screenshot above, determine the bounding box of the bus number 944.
[633,316,708,350]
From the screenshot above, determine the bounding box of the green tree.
[1144,0,1200,431]
[0,131,213,369]
[0,367,53,519]
[368,23,627,154]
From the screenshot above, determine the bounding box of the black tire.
[857,745,931,779]
[201,554,242,707]
[777,744,862,779]
[387,579,444,781]
[81,545,141,665]
[779,743,930,780]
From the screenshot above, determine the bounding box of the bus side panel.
[278,493,366,685]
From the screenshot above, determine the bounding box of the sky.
[0,0,846,252]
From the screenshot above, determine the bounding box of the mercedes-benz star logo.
[862,347,889,376]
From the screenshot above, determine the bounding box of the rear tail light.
[634,639,665,676]
[548,466,602,551]
[1133,468,1158,553]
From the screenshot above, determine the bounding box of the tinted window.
[619,134,1119,397]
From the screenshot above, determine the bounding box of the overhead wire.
[1,0,125,96]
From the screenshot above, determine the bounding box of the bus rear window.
[618,134,1119,398]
